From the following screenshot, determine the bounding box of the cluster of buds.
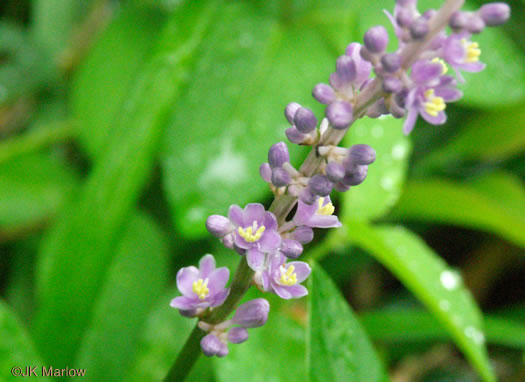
[170,0,510,358]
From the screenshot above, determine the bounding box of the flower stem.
[163,325,205,382]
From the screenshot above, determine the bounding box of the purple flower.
[201,334,228,357]
[229,203,281,271]
[262,252,311,299]
[170,254,230,314]
[232,298,270,328]
[293,196,342,229]
[442,33,484,82]
[403,60,462,134]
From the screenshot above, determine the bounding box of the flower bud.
[201,334,223,357]
[381,53,401,73]
[410,17,429,39]
[364,26,389,53]
[285,127,307,144]
[342,165,368,186]
[396,8,413,27]
[308,174,333,196]
[206,215,233,238]
[232,298,270,328]
[281,239,303,259]
[299,187,317,205]
[325,161,345,182]
[294,107,318,133]
[285,102,301,124]
[466,14,485,34]
[480,3,510,26]
[292,225,314,244]
[348,144,376,165]
[268,142,290,168]
[227,327,249,344]
[383,77,402,93]
[271,167,291,187]
[336,55,357,84]
[216,343,229,358]
[313,83,335,104]
[334,182,351,192]
[326,101,353,129]
[259,163,272,183]
[222,234,234,249]
[449,11,468,29]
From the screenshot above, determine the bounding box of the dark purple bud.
[383,77,402,93]
[359,46,374,62]
[216,343,229,357]
[206,215,233,238]
[294,107,318,133]
[390,101,406,118]
[449,11,468,29]
[364,26,388,53]
[480,3,510,26]
[201,334,223,357]
[326,101,353,129]
[466,14,485,34]
[268,142,290,168]
[308,174,333,196]
[342,165,368,186]
[227,327,249,344]
[259,163,272,183]
[313,83,335,104]
[299,187,317,205]
[271,167,291,187]
[334,182,351,192]
[396,8,413,27]
[232,298,270,328]
[293,225,314,244]
[285,127,306,144]
[381,53,401,73]
[325,161,346,182]
[281,239,303,259]
[336,55,357,83]
[366,99,389,118]
[285,102,301,124]
[348,144,376,165]
[179,309,197,318]
[410,17,429,39]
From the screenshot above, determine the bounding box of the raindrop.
[392,142,408,160]
[381,175,394,191]
[465,326,485,345]
[440,270,460,290]
[371,125,384,138]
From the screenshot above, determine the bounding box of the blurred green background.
[0,0,524,381]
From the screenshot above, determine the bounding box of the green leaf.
[362,309,525,350]
[308,263,388,382]
[126,288,214,382]
[33,1,218,366]
[390,178,525,248]
[0,300,50,381]
[342,116,412,221]
[161,2,334,237]
[0,153,78,236]
[216,297,306,382]
[341,222,495,382]
[74,212,169,382]
[71,5,167,158]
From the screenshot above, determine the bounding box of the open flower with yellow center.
[170,254,230,315]
[293,196,342,229]
[262,252,311,299]
[442,33,485,83]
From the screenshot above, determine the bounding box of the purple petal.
[176,266,199,296]
[233,231,251,250]
[286,284,308,299]
[262,270,270,291]
[403,107,419,135]
[262,211,278,231]
[243,203,265,226]
[457,62,485,72]
[307,214,342,228]
[411,60,443,84]
[420,110,447,125]
[209,288,229,307]
[288,261,312,282]
[269,251,285,272]
[434,87,462,102]
[246,248,265,271]
[259,230,281,253]
[272,284,292,299]
[292,199,318,226]
[207,267,229,292]
[170,296,197,310]
[199,254,216,278]
[228,205,243,227]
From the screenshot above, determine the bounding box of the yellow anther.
[432,57,448,75]
[280,265,298,286]
[316,197,335,216]
[192,278,209,300]
[423,89,446,117]
[461,39,481,63]
[238,224,265,243]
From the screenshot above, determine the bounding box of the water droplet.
[440,270,460,290]
[465,326,485,345]
[381,176,394,191]
[371,125,384,138]
[439,300,451,311]
[239,32,254,48]
[392,142,408,160]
